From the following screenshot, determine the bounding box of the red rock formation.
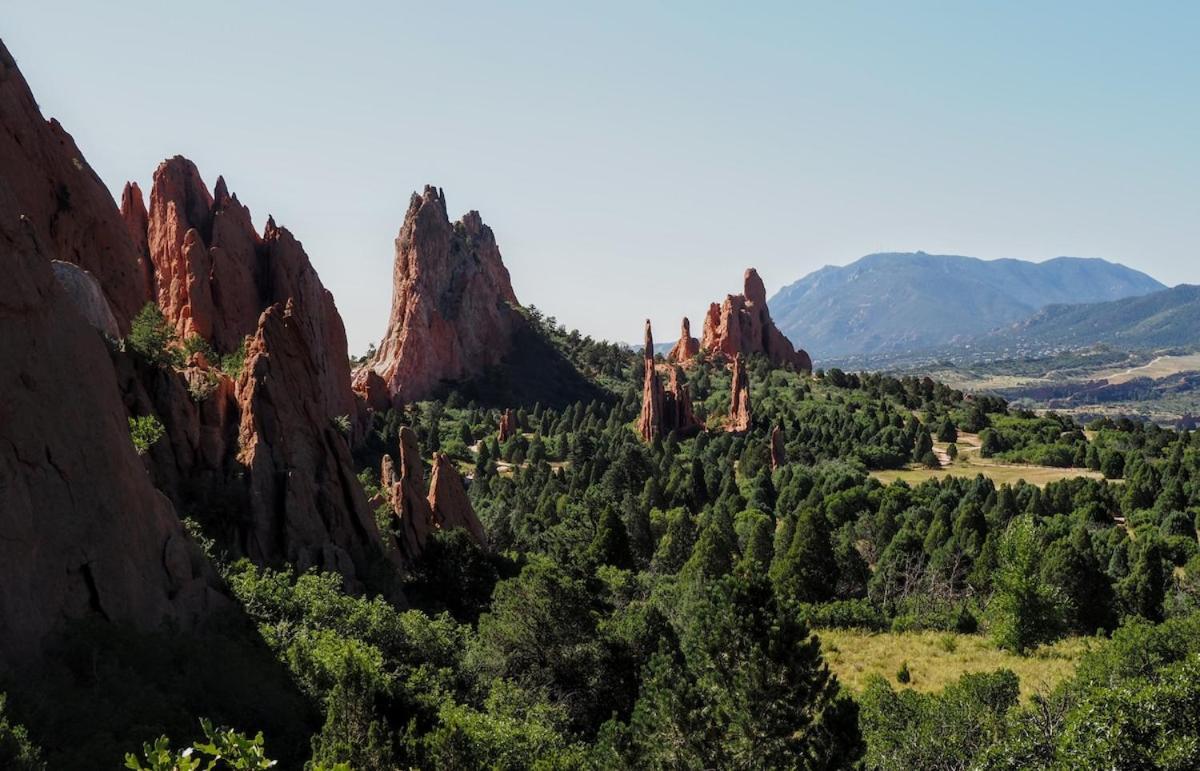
[382,428,486,558]
[666,316,700,363]
[356,186,523,405]
[120,182,154,301]
[498,408,517,442]
[701,268,812,372]
[770,425,786,470]
[0,39,220,663]
[234,301,392,579]
[114,158,394,585]
[639,321,702,441]
[637,320,666,442]
[428,453,487,545]
[727,354,752,433]
[387,426,437,559]
[0,41,148,331]
[664,364,702,436]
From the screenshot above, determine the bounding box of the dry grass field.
[869,433,1106,488]
[818,629,1095,701]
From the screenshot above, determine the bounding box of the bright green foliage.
[860,669,1018,771]
[990,516,1068,652]
[128,303,181,367]
[772,508,838,605]
[124,719,276,770]
[129,414,166,456]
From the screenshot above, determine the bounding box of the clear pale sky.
[7,2,1198,352]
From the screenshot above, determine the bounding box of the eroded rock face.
[0,40,220,664]
[667,316,700,363]
[428,453,487,545]
[770,425,786,470]
[0,41,148,331]
[701,268,812,372]
[638,321,701,442]
[356,186,523,405]
[727,354,752,433]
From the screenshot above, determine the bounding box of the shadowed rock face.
[50,260,120,337]
[0,41,148,332]
[356,186,523,405]
[702,268,812,372]
[727,354,752,433]
[0,39,221,664]
[428,453,487,545]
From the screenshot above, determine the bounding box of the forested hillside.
[10,313,1200,768]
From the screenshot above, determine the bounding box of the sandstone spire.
[727,354,752,433]
[498,408,517,442]
[667,316,700,363]
[701,268,812,372]
[770,425,786,470]
[637,320,666,442]
[428,453,487,545]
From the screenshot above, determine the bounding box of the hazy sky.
[7,2,1198,351]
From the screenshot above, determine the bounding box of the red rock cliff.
[727,354,752,433]
[0,41,148,331]
[356,187,523,405]
[701,268,812,372]
[638,321,702,442]
[0,39,219,663]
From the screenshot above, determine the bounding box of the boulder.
[50,260,121,337]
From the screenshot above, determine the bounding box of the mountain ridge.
[769,251,1165,359]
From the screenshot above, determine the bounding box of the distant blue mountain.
[769,252,1165,359]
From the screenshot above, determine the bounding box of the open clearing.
[818,629,1094,701]
[870,435,1105,487]
[1095,352,1200,385]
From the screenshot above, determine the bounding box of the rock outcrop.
[428,453,487,545]
[770,425,786,469]
[388,426,437,558]
[666,316,700,363]
[357,187,523,405]
[638,321,702,442]
[727,354,752,433]
[0,39,220,664]
[701,268,812,372]
[234,301,389,577]
[498,408,517,442]
[116,158,396,586]
[382,428,486,559]
[0,40,148,331]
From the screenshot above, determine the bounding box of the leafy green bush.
[128,415,166,456]
[0,694,43,770]
[127,303,180,367]
[124,719,278,770]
